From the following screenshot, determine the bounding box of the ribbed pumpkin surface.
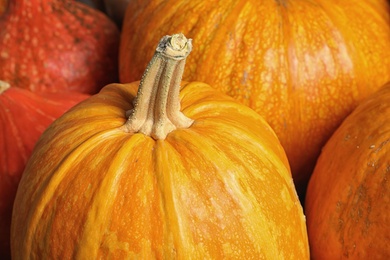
[119,0,390,191]
[11,82,309,259]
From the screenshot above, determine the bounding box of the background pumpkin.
[119,0,390,198]
[0,0,120,94]
[11,34,309,259]
[0,80,88,259]
[305,81,390,258]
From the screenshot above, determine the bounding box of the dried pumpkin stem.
[122,33,194,140]
[0,80,10,94]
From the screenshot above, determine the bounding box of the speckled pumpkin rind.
[119,0,390,191]
[11,81,309,259]
[0,83,88,258]
[0,0,119,94]
[305,82,390,259]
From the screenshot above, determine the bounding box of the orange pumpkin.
[11,34,309,259]
[0,81,88,259]
[119,0,390,195]
[305,81,390,258]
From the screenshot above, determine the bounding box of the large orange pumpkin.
[119,0,390,195]
[0,81,88,259]
[11,34,309,259]
[305,81,390,258]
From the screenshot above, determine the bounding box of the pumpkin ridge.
[75,133,148,258]
[175,127,304,258]
[15,128,124,257]
[178,82,237,111]
[165,130,264,258]
[5,92,59,121]
[152,140,191,258]
[0,97,29,165]
[102,134,158,258]
[193,0,248,91]
[178,83,291,179]
[229,1,263,100]
[185,120,307,256]
[188,118,293,192]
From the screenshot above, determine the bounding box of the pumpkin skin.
[119,0,390,195]
[305,82,390,258]
[11,35,309,259]
[0,0,120,94]
[0,82,88,259]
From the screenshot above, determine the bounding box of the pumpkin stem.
[122,33,194,140]
[0,80,10,94]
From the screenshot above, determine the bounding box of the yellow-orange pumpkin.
[12,34,309,259]
[305,81,390,258]
[119,0,390,196]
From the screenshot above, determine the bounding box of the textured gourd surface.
[305,82,390,259]
[0,0,119,94]
[119,0,390,188]
[12,82,309,259]
[0,86,88,258]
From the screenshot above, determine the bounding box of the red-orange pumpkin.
[305,81,390,259]
[0,81,88,259]
[119,0,390,196]
[0,0,120,94]
[11,34,309,259]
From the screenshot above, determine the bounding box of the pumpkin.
[305,81,390,258]
[119,0,390,196]
[0,0,120,94]
[0,80,88,259]
[11,34,309,259]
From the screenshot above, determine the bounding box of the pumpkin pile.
[1,0,389,259]
[0,0,119,258]
[0,81,89,258]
